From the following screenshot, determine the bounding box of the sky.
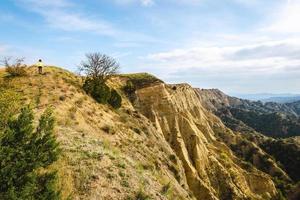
[0,0,300,94]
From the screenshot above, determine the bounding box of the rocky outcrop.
[134,83,277,200]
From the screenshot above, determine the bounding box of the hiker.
[36,59,44,74]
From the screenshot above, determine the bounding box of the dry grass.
[0,66,193,200]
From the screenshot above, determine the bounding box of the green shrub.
[83,78,122,109]
[123,80,135,94]
[0,106,60,199]
[0,89,20,130]
[108,89,122,109]
[83,78,111,104]
[135,189,151,200]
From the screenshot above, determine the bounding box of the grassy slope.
[0,67,193,200]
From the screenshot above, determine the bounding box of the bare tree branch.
[1,57,27,76]
[79,53,120,83]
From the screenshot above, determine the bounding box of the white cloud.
[42,10,116,36]
[141,0,154,6]
[113,0,154,6]
[16,0,117,36]
[145,39,300,75]
[15,0,162,42]
[265,0,300,33]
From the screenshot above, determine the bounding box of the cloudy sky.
[0,0,300,94]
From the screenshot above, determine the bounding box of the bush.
[123,80,136,102]
[123,80,135,94]
[2,57,27,77]
[0,89,20,130]
[108,89,122,109]
[0,106,60,199]
[83,77,122,109]
[135,189,151,200]
[83,78,111,104]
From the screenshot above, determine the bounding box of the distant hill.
[262,96,300,103]
[233,93,300,103]
[196,88,300,187]
[196,88,300,138]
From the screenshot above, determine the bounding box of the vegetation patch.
[135,189,151,200]
[121,73,162,90]
[0,106,60,199]
[2,57,27,77]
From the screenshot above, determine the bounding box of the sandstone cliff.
[132,82,278,200]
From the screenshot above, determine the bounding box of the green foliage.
[0,106,60,199]
[261,139,300,182]
[108,89,122,109]
[123,80,136,94]
[121,73,162,89]
[135,189,151,200]
[123,80,136,102]
[0,89,20,130]
[83,78,111,104]
[273,177,293,199]
[83,78,122,108]
[228,108,300,138]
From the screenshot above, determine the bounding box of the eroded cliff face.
[134,83,277,200]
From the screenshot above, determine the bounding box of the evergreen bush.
[0,89,20,130]
[0,106,60,199]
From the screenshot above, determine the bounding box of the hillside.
[196,88,300,188]
[262,97,300,104]
[0,67,297,200]
[196,88,300,137]
[286,101,300,116]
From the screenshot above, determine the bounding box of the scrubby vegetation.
[80,53,122,108]
[79,53,119,83]
[123,80,136,102]
[83,77,111,104]
[261,139,300,182]
[1,57,27,77]
[121,73,162,102]
[229,108,300,138]
[108,89,122,109]
[121,73,162,90]
[0,106,60,199]
[83,78,122,108]
[0,89,20,130]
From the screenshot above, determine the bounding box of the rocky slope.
[196,88,300,197]
[0,67,290,200]
[286,101,300,116]
[128,81,280,200]
[196,88,300,138]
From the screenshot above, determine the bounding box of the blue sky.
[1,0,300,94]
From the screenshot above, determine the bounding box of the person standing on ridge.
[36,59,44,74]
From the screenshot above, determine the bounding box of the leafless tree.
[79,53,120,83]
[1,57,27,76]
